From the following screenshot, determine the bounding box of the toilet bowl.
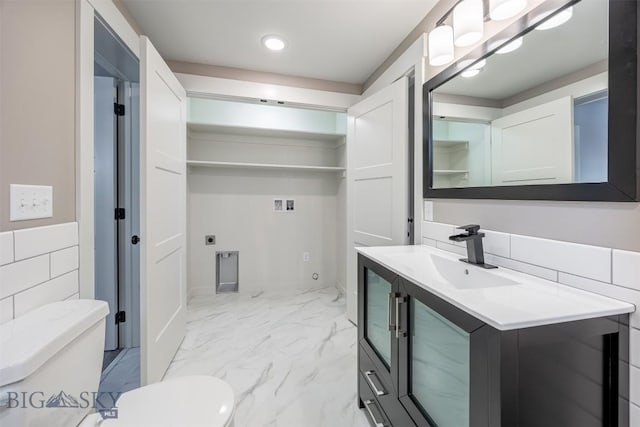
[0,300,235,427]
[79,375,234,427]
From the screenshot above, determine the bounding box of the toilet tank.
[0,300,109,427]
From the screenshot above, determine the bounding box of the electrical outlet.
[303,252,310,262]
[205,235,216,245]
[10,184,53,221]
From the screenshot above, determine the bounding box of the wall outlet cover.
[273,198,283,212]
[286,199,295,212]
[10,184,53,221]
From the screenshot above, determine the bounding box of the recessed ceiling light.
[535,7,573,31]
[461,68,481,78]
[261,35,286,51]
[496,37,523,54]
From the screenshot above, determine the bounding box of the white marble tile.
[13,222,78,261]
[0,232,14,266]
[50,246,78,278]
[0,296,13,324]
[558,273,640,328]
[631,328,640,369]
[0,254,49,299]
[13,270,78,317]
[164,287,370,427]
[511,235,611,283]
[422,221,455,243]
[613,250,640,292]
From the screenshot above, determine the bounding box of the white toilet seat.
[81,376,234,427]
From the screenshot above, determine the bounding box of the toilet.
[0,300,235,427]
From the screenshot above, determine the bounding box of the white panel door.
[491,96,574,185]
[346,77,409,323]
[140,36,187,385]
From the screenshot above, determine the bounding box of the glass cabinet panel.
[410,298,470,427]
[365,269,392,367]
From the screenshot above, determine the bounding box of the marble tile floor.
[99,347,141,395]
[164,287,371,427]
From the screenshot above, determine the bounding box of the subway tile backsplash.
[0,222,79,324]
[422,220,640,413]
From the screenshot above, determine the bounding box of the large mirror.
[424,0,639,201]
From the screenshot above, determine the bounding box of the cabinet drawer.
[359,374,392,427]
[359,347,417,427]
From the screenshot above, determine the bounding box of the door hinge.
[114,103,125,116]
[115,311,126,324]
[115,208,125,220]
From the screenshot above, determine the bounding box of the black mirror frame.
[423,0,639,202]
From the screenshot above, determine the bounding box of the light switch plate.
[10,184,53,221]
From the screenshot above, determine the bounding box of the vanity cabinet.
[357,253,629,427]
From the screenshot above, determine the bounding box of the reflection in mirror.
[430,0,608,189]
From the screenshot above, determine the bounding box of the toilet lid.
[100,376,234,427]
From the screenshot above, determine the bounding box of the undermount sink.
[385,251,519,289]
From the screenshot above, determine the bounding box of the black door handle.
[131,235,140,245]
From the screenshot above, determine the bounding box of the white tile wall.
[14,271,78,317]
[421,220,640,413]
[13,222,78,261]
[0,297,13,324]
[613,250,640,292]
[50,246,79,278]
[511,234,612,282]
[632,328,640,369]
[0,232,14,266]
[0,222,79,325]
[0,255,49,299]
[632,403,640,426]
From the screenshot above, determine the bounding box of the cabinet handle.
[363,399,388,427]
[365,370,387,396]
[395,296,407,338]
[388,292,395,331]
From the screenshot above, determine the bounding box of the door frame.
[77,0,141,301]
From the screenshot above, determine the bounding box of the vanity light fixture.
[489,0,527,21]
[453,0,484,47]
[535,6,574,30]
[261,35,286,51]
[428,25,455,66]
[496,36,523,54]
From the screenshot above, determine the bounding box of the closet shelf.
[187,122,346,142]
[187,160,345,172]
[433,169,469,175]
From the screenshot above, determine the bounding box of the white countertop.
[357,245,635,331]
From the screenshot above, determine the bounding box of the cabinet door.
[398,278,491,427]
[358,254,401,392]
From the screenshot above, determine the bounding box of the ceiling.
[437,0,608,102]
[120,0,439,85]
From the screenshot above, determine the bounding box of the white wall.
[188,168,340,295]
[0,223,80,323]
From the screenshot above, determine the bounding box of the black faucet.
[449,224,497,269]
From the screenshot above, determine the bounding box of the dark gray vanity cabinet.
[357,253,629,427]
